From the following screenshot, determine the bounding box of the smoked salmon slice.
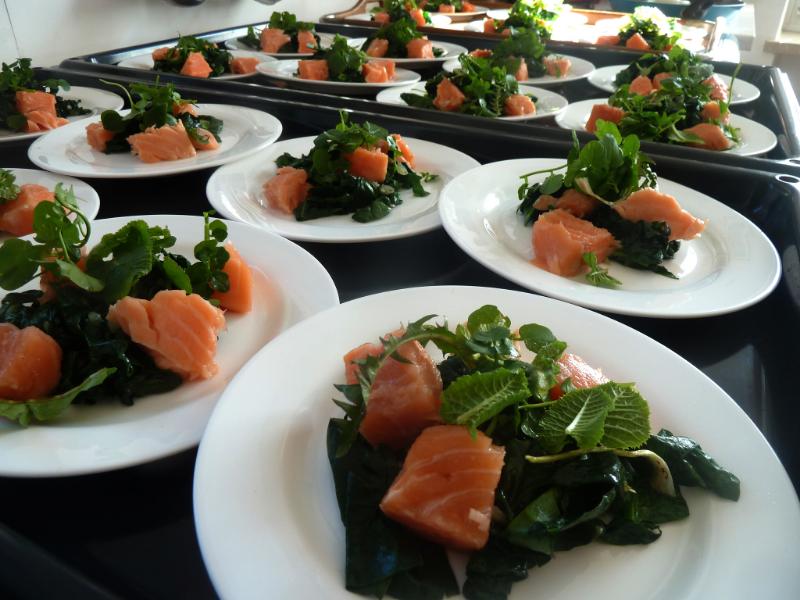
[86,122,115,152]
[550,353,609,399]
[0,184,55,237]
[297,59,329,81]
[127,122,197,163]
[230,57,259,74]
[343,332,443,449]
[373,11,391,25]
[504,94,536,117]
[366,38,389,58]
[433,78,466,111]
[533,188,599,218]
[211,242,254,313]
[595,35,620,46]
[296,30,318,54]
[362,61,394,83]
[344,146,389,182]
[625,33,651,51]
[263,166,311,214]
[0,323,62,400]
[613,188,705,240]
[628,75,654,95]
[438,4,455,13]
[682,123,733,151]
[189,127,220,151]
[532,209,617,277]
[703,74,729,102]
[544,56,571,78]
[409,8,427,27]
[180,51,213,78]
[700,101,729,124]
[652,71,673,90]
[585,104,625,133]
[16,90,67,132]
[387,133,415,166]
[151,47,172,61]
[107,290,226,382]
[470,48,493,58]
[380,425,506,551]
[406,38,434,59]
[513,59,529,81]
[261,28,291,53]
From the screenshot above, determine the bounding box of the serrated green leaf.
[600,384,650,449]
[440,368,530,432]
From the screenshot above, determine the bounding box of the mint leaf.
[440,368,530,433]
[0,367,116,427]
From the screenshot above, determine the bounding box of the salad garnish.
[617,6,680,52]
[372,0,432,26]
[486,0,561,40]
[153,36,233,77]
[361,18,444,58]
[329,305,740,600]
[239,12,318,53]
[0,169,20,203]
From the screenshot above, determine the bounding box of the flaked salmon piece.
[700,101,730,124]
[152,47,172,61]
[409,8,427,27]
[682,122,733,151]
[544,55,571,78]
[261,27,291,53]
[504,94,535,116]
[406,38,434,59]
[532,209,617,276]
[362,61,394,83]
[614,188,705,240]
[230,57,259,74]
[343,331,443,449]
[380,425,505,551]
[297,59,329,81]
[366,38,389,58]
[263,166,311,214]
[180,51,213,78]
[86,122,115,152]
[438,4,455,12]
[296,30,318,54]
[0,184,55,237]
[484,19,501,34]
[389,133,415,166]
[463,1,477,9]
[652,71,673,90]
[703,74,729,102]
[15,90,57,116]
[625,33,651,51]
[595,35,620,46]
[212,242,253,313]
[433,78,466,111]
[127,122,197,163]
[533,188,599,218]
[173,102,198,117]
[189,127,219,151]
[550,352,610,399]
[377,59,396,79]
[344,146,389,182]
[107,290,226,382]
[0,323,62,400]
[629,75,654,95]
[586,104,625,133]
[513,59,529,81]
[470,48,493,58]
[374,11,391,25]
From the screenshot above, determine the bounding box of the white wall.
[0,0,353,66]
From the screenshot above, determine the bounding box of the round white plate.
[27,103,283,179]
[206,135,480,243]
[117,49,276,80]
[555,98,778,157]
[0,214,338,477]
[348,12,453,27]
[0,86,124,144]
[443,54,595,86]
[256,59,421,94]
[438,158,780,318]
[376,82,568,120]
[194,285,800,600]
[587,65,761,105]
[0,168,101,241]
[226,31,341,57]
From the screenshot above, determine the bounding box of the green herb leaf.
[583,252,622,288]
[440,368,530,433]
[0,239,42,290]
[0,168,19,203]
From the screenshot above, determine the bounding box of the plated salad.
[151,35,259,77]
[363,17,443,60]
[263,112,436,223]
[470,28,571,80]
[239,12,320,54]
[596,7,680,52]
[483,0,561,39]
[1,58,89,134]
[401,54,537,117]
[419,0,478,12]
[298,35,396,83]
[0,210,253,426]
[518,121,704,285]
[372,0,433,27]
[86,81,223,163]
[328,304,739,599]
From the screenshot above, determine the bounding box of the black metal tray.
[0,68,798,600]
[55,22,800,176]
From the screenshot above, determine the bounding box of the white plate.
[347,12,453,27]
[0,168,101,241]
[0,86,124,144]
[256,59,421,94]
[193,285,800,600]
[27,103,283,179]
[225,31,341,57]
[443,54,595,86]
[555,98,778,157]
[376,82,569,121]
[117,49,276,80]
[587,65,761,105]
[438,158,780,318]
[0,214,338,477]
[206,135,480,243]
